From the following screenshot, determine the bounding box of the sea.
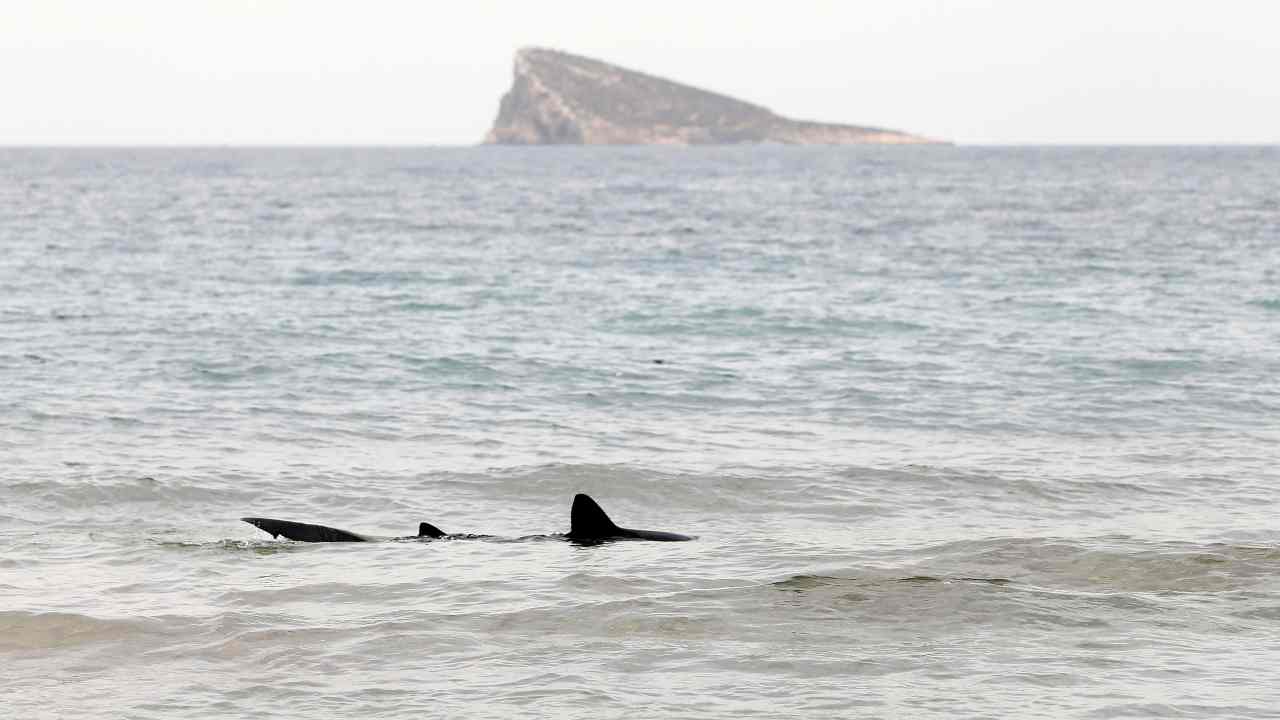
[2,145,1279,719]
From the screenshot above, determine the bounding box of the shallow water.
[2,146,1280,718]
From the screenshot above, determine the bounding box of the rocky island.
[485,47,940,146]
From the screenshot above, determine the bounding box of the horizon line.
[1,142,1277,149]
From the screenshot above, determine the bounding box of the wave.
[8,475,253,513]
[0,611,155,652]
[890,536,1280,593]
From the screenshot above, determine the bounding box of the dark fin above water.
[241,517,368,543]
[567,493,693,542]
[568,493,621,539]
[239,496,691,544]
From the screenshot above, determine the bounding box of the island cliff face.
[485,48,940,146]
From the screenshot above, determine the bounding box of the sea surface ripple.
[2,146,1279,718]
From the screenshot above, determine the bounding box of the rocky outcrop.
[485,47,941,146]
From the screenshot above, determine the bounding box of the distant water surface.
[2,146,1279,718]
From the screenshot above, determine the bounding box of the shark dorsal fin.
[418,522,446,539]
[570,493,619,538]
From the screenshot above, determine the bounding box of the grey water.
[2,145,1279,718]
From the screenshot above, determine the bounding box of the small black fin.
[418,522,446,539]
[568,493,619,539]
[241,517,367,543]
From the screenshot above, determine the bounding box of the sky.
[2,0,1277,145]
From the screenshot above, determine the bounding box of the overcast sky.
[3,0,1276,145]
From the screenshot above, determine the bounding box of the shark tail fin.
[418,522,446,539]
[569,493,620,538]
[241,517,367,543]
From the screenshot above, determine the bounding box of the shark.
[242,493,694,544]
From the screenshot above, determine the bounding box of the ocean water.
[2,145,1279,718]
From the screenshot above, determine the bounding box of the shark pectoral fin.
[241,517,368,543]
[418,521,446,539]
